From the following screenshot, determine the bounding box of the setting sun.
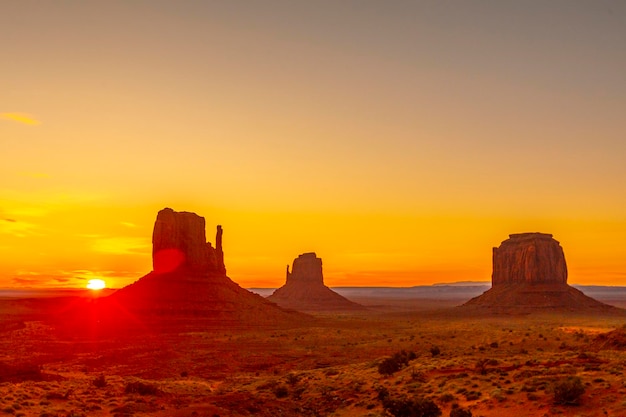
[86,279,106,290]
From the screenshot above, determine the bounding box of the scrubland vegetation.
[1,310,625,416]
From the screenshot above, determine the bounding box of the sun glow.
[86,279,106,290]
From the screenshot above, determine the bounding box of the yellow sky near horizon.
[2,1,626,289]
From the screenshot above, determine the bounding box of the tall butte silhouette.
[56,208,308,332]
[463,233,619,313]
[268,252,364,312]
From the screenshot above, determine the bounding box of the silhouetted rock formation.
[287,252,324,285]
[492,233,567,285]
[152,208,225,274]
[268,253,364,312]
[463,233,619,313]
[57,208,308,331]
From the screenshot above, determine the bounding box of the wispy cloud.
[0,218,39,237]
[12,271,47,287]
[1,112,41,126]
[120,222,137,228]
[12,276,42,286]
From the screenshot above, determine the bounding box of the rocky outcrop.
[268,253,364,312]
[58,208,309,330]
[462,233,618,313]
[286,252,324,285]
[492,233,567,285]
[152,208,225,274]
[215,225,226,274]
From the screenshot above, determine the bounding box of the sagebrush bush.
[378,350,417,375]
[376,386,390,401]
[92,374,106,388]
[273,385,289,398]
[474,358,489,375]
[285,373,300,385]
[553,376,585,405]
[450,404,472,417]
[124,381,160,396]
[439,393,454,403]
[382,396,441,417]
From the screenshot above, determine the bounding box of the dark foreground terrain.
[1,291,626,417]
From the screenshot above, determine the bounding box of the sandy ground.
[1,296,626,416]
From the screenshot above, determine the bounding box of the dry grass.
[1,307,626,416]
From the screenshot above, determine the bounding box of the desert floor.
[1,297,626,417]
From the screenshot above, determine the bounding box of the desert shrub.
[273,385,289,398]
[439,393,455,403]
[382,396,441,417]
[124,381,160,396]
[552,376,585,405]
[430,346,441,357]
[378,350,416,375]
[474,359,489,375]
[411,368,427,382]
[378,358,401,375]
[449,404,472,417]
[180,370,188,377]
[92,374,106,388]
[489,342,498,348]
[46,390,72,400]
[464,391,481,401]
[376,386,390,401]
[527,392,539,401]
[111,404,134,415]
[285,373,300,385]
[292,386,305,400]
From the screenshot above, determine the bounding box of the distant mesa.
[267,252,364,312]
[59,208,308,330]
[463,233,619,313]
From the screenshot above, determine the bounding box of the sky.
[2,1,626,289]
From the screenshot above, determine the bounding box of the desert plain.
[1,289,626,417]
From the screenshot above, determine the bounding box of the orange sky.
[2,1,626,289]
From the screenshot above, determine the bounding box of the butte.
[267,252,364,312]
[462,233,619,314]
[56,208,308,331]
